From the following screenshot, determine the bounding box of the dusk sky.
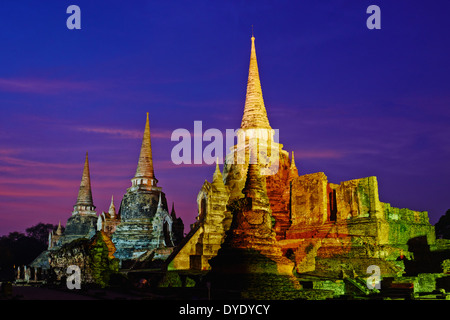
[1,1,449,236]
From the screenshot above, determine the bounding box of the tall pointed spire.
[132,112,157,187]
[240,35,271,130]
[56,221,63,235]
[290,151,297,170]
[76,151,94,206]
[72,151,96,216]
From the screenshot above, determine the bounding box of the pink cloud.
[0,148,20,156]
[0,154,80,170]
[0,177,78,188]
[0,77,102,94]
[0,186,71,198]
[74,126,173,139]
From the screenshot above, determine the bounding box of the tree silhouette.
[435,209,450,239]
[0,223,62,281]
[26,223,64,245]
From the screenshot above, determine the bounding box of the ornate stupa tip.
[56,221,63,235]
[134,112,156,183]
[212,157,225,189]
[213,157,221,176]
[108,195,116,218]
[76,151,94,207]
[241,32,271,130]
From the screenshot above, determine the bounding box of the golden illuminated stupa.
[166,35,438,298]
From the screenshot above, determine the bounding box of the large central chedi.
[166,35,438,298]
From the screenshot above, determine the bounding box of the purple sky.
[1,1,449,235]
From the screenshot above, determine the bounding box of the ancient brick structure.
[167,35,439,296]
[168,162,231,270]
[48,231,119,288]
[29,35,448,298]
[281,172,435,278]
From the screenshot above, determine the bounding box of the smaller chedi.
[60,151,98,245]
[43,151,98,251]
[207,150,301,299]
[31,151,105,277]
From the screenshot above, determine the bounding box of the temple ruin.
[165,35,449,299]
